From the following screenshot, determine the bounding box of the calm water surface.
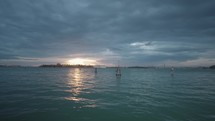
[0,67,215,121]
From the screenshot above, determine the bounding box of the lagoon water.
[0,67,215,121]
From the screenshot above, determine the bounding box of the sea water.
[0,67,215,121]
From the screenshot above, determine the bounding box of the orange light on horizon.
[66,58,97,65]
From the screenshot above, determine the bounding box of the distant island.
[128,66,155,69]
[1,64,215,69]
[0,65,22,67]
[39,63,94,68]
[209,65,215,69]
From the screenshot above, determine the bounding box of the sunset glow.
[66,58,96,65]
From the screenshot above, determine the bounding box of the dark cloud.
[0,0,215,66]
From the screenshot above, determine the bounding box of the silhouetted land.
[0,64,214,69]
[39,63,93,68]
[209,65,215,69]
[0,65,21,67]
[128,66,155,69]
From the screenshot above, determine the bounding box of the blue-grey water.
[0,67,215,121]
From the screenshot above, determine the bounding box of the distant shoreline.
[0,64,215,69]
[39,64,94,68]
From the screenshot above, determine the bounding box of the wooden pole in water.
[116,60,121,77]
[95,68,97,73]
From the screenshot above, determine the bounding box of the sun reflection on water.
[65,68,97,107]
[66,68,83,96]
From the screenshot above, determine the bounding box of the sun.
[66,58,96,65]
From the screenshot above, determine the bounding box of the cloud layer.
[0,0,215,66]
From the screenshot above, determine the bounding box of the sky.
[0,0,215,67]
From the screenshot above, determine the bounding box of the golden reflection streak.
[67,68,82,96]
[65,68,96,108]
[65,68,84,102]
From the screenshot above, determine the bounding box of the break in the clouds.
[0,0,215,66]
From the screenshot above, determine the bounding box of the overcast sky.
[0,0,215,66]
